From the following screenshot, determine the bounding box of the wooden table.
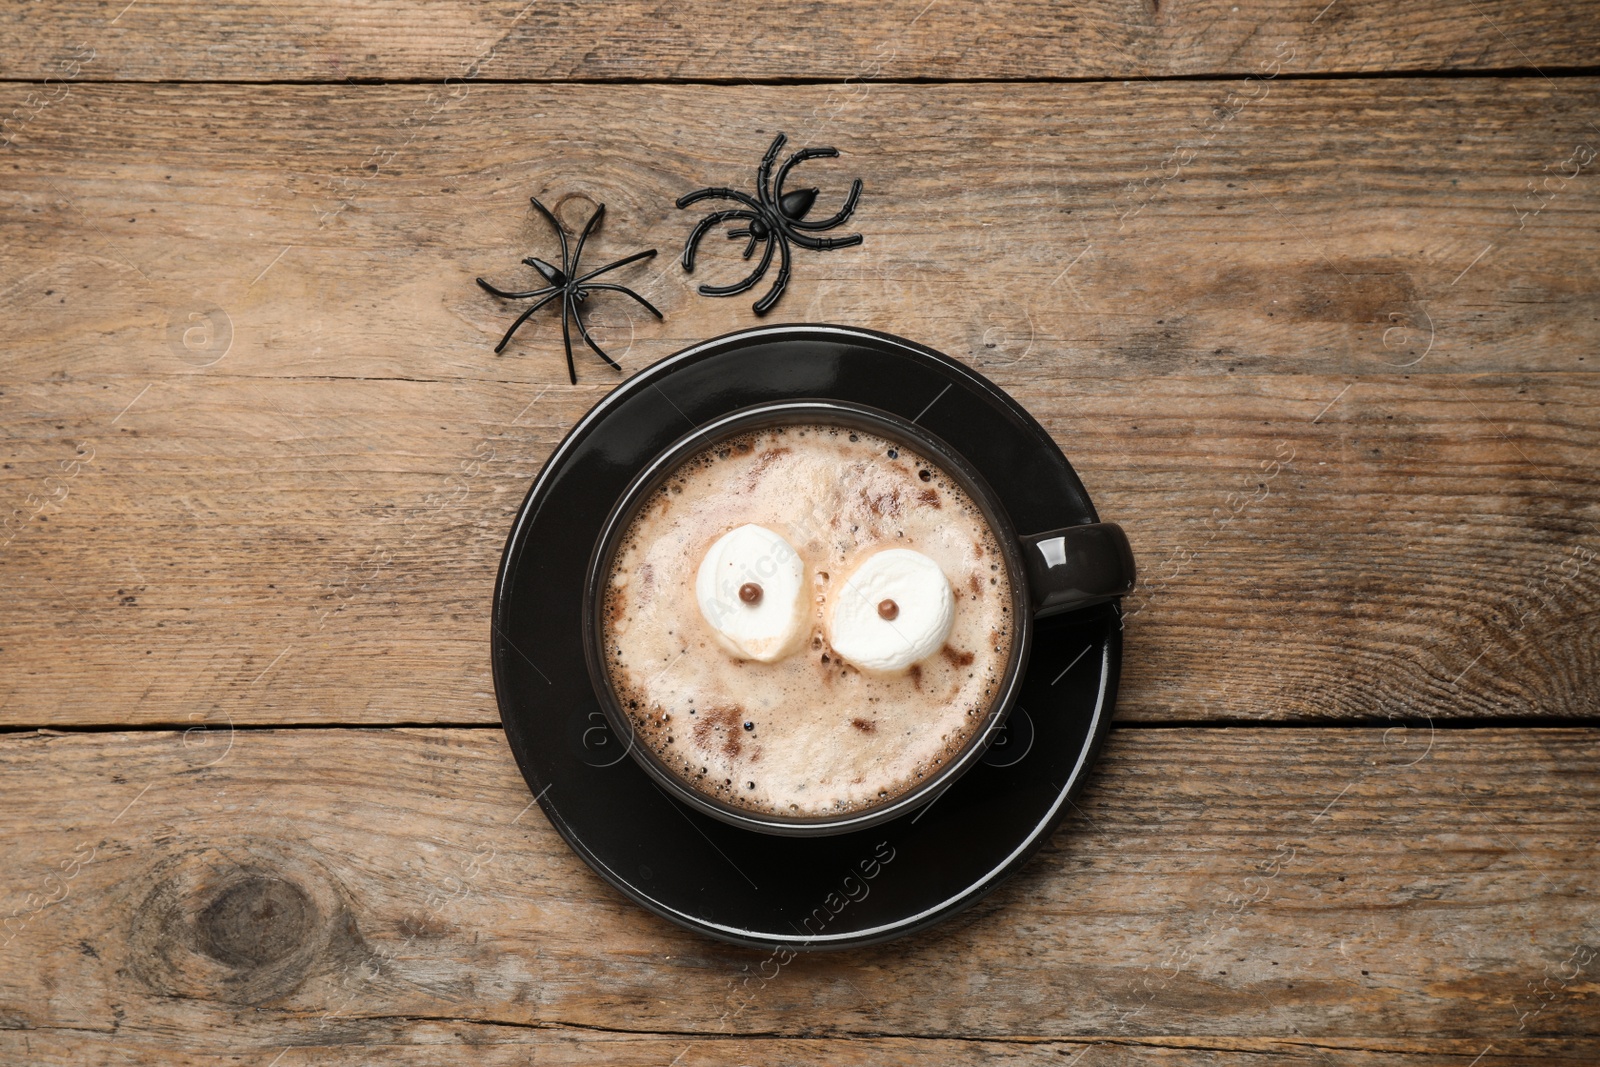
[3,3,1598,1063]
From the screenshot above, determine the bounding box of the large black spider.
[676,132,863,316]
[476,196,662,384]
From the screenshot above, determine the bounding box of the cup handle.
[1019,523,1137,618]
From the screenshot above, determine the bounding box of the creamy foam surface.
[602,424,1016,818]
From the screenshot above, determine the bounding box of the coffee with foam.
[602,423,1015,818]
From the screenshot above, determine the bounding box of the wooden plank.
[1,80,1597,725]
[3,0,1598,82]
[3,1033,1598,1067]
[0,374,1596,727]
[0,727,1596,1060]
[2,81,1595,382]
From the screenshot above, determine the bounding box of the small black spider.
[676,132,863,316]
[477,196,662,384]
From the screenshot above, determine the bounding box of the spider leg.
[476,278,557,300]
[788,177,864,232]
[559,293,577,385]
[584,283,665,320]
[751,234,792,317]
[569,202,605,278]
[756,132,787,211]
[569,295,624,372]
[491,289,563,354]
[675,186,763,212]
[696,236,774,298]
[680,209,761,272]
[574,248,656,284]
[773,145,837,204]
[725,229,760,259]
[528,196,571,273]
[785,227,864,251]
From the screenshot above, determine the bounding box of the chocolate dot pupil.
[739,582,762,604]
[878,599,899,620]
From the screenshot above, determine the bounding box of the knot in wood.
[198,875,316,968]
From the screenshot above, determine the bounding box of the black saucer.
[492,324,1122,949]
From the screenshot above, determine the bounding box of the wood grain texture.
[5,1035,1599,1067]
[2,81,1596,726]
[4,0,1599,82]
[0,727,1595,1062]
[4,81,1598,380]
[1,374,1597,727]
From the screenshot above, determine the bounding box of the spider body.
[477,197,662,384]
[676,133,863,315]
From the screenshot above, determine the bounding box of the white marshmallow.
[695,524,807,662]
[829,548,954,673]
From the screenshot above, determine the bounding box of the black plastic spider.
[676,132,863,316]
[476,196,662,384]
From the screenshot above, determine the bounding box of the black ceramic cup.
[582,399,1135,837]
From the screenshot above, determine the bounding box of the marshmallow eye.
[828,548,955,673]
[694,524,807,662]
